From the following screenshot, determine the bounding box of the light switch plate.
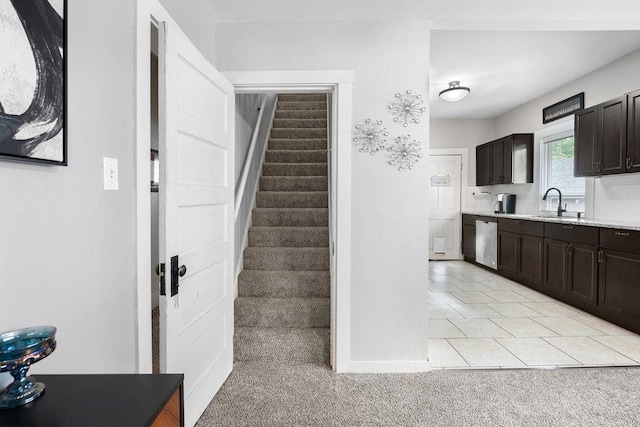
[103,157,119,190]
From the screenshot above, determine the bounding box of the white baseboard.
[346,360,431,373]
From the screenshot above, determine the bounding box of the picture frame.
[542,92,584,124]
[0,0,67,166]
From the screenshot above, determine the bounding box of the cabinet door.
[476,143,492,185]
[542,238,567,294]
[497,230,518,278]
[491,139,503,184]
[599,249,640,324]
[598,96,627,175]
[574,106,597,177]
[501,136,513,184]
[627,89,640,173]
[518,235,544,289]
[567,243,598,306]
[462,224,476,261]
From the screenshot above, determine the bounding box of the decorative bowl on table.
[0,326,57,409]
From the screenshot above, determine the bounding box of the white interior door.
[428,155,462,260]
[158,21,234,427]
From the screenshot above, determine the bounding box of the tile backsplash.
[591,174,640,223]
[466,174,640,225]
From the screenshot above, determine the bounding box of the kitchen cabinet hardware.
[615,231,630,236]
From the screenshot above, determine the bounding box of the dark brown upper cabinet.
[627,89,640,173]
[574,91,640,177]
[476,134,533,186]
[476,143,492,185]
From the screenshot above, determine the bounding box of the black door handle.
[178,265,187,277]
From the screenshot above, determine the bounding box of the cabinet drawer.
[463,215,495,226]
[498,218,543,237]
[600,228,640,254]
[544,223,599,245]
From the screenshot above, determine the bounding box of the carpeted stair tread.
[256,191,328,208]
[278,94,327,102]
[252,208,329,227]
[271,128,327,139]
[273,118,328,129]
[260,176,328,192]
[265,150,327,164]
[243,247,329,271]
[275,110,327,120]
[234,327,329,363]
[238,270,330,298]
[235,297,330,328]
[277,101,327,111]
[269,138,327,150]
[248,226,329,247]
[262,163,328,176]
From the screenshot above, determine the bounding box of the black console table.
[0,374,183,426]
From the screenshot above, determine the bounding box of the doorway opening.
[234,91,332,367]
[150,21,160,374]
[226,70,354,371]
[428,154,463,260]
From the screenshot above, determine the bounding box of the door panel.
[599,96,626,175]
[574,107,597,177]
[518,235,543,288]
[159,21,234,427]
[428,155,461,260]
[628,89,640,172]
[543,238,566,293]
[491,140,503,184]
[498,230,518,277]
[599,249,640,320]
[567,243,598,305]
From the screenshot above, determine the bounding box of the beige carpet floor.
[197,362,640,426]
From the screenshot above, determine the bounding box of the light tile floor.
[428,261,640,369]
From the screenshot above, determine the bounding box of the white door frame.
[224,70,353,372]
[429,148,469,260]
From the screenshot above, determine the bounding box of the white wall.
[157,0,217,65]
[495,48,640,221]
[0,0,138,376]
[430,119,496,212]
[216,20,431,366]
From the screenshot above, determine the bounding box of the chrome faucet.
[542,187,566,217]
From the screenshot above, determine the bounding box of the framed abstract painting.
[0,0,66,165]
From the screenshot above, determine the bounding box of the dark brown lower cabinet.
[462,224,476,261]
[543,239,598,307]
[567,243,598,305]
[598,249,640,330]
[498,230,543,289]
[497,230,518,277]
[543,238,567,293]
[518,235,544,289]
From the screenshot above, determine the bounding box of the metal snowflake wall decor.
[388,89,427,127]
[388,135,422,171]
[352,119,389,154]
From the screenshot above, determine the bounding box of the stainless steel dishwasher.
[475,218,497,270]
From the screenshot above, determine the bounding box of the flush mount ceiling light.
[439,81,470,102]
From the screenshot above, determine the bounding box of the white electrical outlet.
[103,157,119,190]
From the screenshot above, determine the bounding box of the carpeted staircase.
[235,93,330,365]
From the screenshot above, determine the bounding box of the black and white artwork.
[0,0,66,165]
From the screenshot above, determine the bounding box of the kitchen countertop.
[462,211,640,232]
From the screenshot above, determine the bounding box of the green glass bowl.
[0,326,57,409]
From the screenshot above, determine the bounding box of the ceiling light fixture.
[439,81,470,102]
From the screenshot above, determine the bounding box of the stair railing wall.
[234,93,278,282]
